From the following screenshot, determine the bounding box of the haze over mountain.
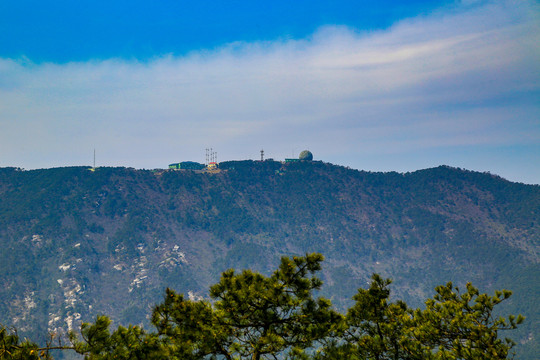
[0,161,538,358]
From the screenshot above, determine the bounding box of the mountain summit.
[0,162,538,358]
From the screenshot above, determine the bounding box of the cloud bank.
[1,0,539,183]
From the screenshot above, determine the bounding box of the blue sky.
[1,0,539,184]
[1,1,449,62]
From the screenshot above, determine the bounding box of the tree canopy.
[0,253,523,359]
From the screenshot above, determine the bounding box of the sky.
[0,0,539,184]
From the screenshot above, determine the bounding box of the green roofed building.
[169,161,205,170]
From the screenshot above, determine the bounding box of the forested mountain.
[0,162,538,358]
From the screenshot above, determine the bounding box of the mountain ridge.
[0,162,538,358]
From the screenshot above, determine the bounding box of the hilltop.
[0,161,538,358]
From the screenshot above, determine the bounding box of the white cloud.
[0,0,539,182]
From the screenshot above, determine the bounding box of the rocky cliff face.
[0,162,538,358]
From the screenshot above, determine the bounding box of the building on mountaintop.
[169,161,205,170]
[285,150,313,162]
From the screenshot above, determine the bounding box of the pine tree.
[152,253,342,360]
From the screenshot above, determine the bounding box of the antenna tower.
[260,149,264,161]
[206,148,218,165]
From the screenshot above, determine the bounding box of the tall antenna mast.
[93,148,96,169]
[260,149,264,161]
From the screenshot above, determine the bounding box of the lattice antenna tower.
[206,148,217,164]
[260,149,264,161]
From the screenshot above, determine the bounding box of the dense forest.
[0,162,538,358]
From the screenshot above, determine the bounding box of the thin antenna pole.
[93,148,96,168]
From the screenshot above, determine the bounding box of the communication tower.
[206,148,218,166]
[260,149,264,161]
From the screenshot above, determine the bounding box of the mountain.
[0,162,538,358]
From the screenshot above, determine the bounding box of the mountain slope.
[0,162,538,358]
